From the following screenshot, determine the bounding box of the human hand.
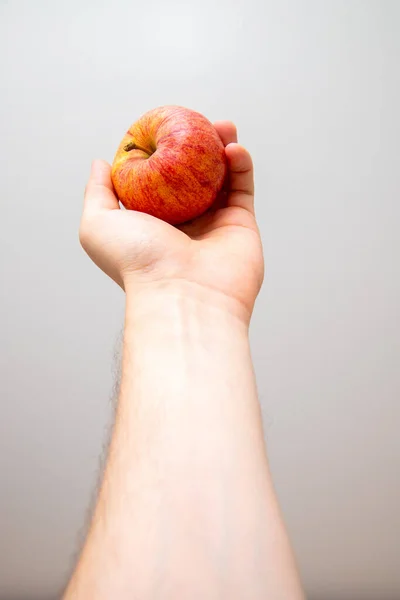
[80,122,264,322]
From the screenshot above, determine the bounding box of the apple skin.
[111,106,227,225]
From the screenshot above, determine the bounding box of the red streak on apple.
[111,106,227,225]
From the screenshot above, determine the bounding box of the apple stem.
[124,141,151,155]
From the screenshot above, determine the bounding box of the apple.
[111,106,227,225]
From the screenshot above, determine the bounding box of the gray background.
[1,0,399,598]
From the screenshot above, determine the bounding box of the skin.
[111,106,227,225]
[64,122,305,599]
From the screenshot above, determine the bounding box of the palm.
[181,204,263,311]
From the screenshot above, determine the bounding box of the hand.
[80,122,264,322]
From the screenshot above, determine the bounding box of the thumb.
[83,159,120,213]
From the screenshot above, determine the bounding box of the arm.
[65,122,304,599]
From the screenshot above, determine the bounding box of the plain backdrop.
[1,1,399,598]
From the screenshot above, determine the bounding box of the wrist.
[124,279,252,334]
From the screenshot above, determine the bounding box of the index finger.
[213,121,238,146]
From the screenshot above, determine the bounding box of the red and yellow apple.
[111,106,227,225]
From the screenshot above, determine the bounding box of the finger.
[225,143,255,214]
[213,121,238,146]
[83,159,120,213]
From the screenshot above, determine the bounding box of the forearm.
[65,283,303,599]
